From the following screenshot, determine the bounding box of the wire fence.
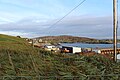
[0,75,120,80]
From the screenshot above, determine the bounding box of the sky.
[0,0,120,39]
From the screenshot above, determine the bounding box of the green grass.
[0,34,120,80]
[0,34,25,42]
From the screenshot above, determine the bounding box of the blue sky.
[0,0,120,39]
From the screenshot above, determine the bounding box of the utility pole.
[113,0,118,62]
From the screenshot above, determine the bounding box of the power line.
[49,0,87,29]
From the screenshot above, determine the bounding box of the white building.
[92,49,101,54]
[44,45,58,51]
[117,54,120,62]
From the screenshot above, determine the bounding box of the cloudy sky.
[0,0,120,39]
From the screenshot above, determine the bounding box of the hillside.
[37,35,111,44]
[0,34,29,50]
[0,34,120,80]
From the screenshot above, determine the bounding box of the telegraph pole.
[113,0,118,62]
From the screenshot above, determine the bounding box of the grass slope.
[0,34,120,80]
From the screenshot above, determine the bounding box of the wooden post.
[113,0,118,62]
[32,39,34,48]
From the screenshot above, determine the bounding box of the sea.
[61,43,120,49]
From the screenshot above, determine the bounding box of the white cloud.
[0,31,27,36]
[0,15,119,39]
[0,30,49,38]
[0,0,119,39]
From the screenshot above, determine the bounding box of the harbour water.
[61,43,120,49]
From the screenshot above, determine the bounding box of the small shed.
[82,48,92,52]
[62,46,82,54]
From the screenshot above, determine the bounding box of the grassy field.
[0,34,120,80]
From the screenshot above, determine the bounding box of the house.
[62,46,82,54]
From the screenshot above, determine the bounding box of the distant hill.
[37,35,112,44]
